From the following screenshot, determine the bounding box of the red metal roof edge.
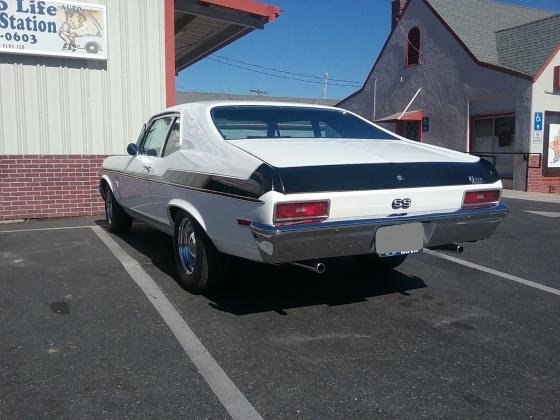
[199,0,281,22]
[376,110,423,122]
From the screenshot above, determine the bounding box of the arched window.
[407,27,421,66]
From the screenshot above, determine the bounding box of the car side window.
[140,116,173,156]
[162,119,181,157]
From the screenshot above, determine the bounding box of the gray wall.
[340,0,532,189]
[0,0,166,155]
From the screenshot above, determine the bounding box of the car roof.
[166,100,343,113]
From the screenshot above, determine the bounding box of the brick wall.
[0,155,107,221]
[527,154,560,194]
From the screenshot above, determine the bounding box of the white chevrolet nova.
[99,101,509,293]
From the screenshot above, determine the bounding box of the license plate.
[375,223,424,256]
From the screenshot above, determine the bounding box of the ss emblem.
[392,198,412,209]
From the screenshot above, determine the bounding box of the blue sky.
[176,0,560,101]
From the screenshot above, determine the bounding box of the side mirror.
[127,143,138,156]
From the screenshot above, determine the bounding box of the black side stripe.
[162,165,281,199]
[102,169,265,202]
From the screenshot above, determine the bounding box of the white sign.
[548,124,560,168]
[0,0,106,60]
[533,130,543,144]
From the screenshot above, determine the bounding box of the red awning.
[174,0,281,72]
[375,110,423,122]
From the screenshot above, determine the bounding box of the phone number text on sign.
[0,32,37,43]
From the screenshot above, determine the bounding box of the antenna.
[249,88,269,96]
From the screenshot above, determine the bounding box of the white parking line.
[0,225,94,234]
[424,249,560,297]
[523,210,560,218]
[0,222,149,234]
[90,226,262,420]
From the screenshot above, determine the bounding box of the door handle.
[142,165,152,175]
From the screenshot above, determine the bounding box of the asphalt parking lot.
[1,195,559,419]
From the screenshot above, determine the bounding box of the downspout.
[373,76,378,121]
[466,97,470,153]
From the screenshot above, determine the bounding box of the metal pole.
[373,76,378,121]
[398,87,422,120]
[323,72,329,100]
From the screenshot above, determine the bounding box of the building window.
[554,66,560,93]
[471,115,515,183]
[406,27,421,66]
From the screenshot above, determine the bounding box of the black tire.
[173,211,227,294]
[354,253,408,272]
[104,185,132,234]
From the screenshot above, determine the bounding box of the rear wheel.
[173,211,227,294]
[354,253,408,272]
[104,185,132,233]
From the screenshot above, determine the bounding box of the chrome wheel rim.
[178,218,197,275]
[105,191,113,223]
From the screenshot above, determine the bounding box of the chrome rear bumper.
[250,204,509,263]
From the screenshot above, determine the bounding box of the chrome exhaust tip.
[428,244,464,255]
[289,261,326,274]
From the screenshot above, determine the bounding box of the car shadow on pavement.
[207,258,427,315]
[100,222,427,316]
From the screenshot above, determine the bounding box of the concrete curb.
[503,190,560,204]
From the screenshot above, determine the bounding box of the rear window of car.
[211,106,398,141]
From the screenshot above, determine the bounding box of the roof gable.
[497,15,560,76]
[425,0,558,75]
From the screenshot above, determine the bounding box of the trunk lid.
[232,138,477,168]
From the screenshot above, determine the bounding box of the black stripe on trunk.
[273,159,499,194]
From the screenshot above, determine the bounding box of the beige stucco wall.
[531,49,560,154]
[0,0,166,155]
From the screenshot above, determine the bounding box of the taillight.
[462,190,500,209]
[274,201,330,225]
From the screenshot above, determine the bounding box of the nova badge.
[392,198,412,209]
[468,176,484,184]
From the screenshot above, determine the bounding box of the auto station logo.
[0,0,106,58]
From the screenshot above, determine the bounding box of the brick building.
[0,0,280,221]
